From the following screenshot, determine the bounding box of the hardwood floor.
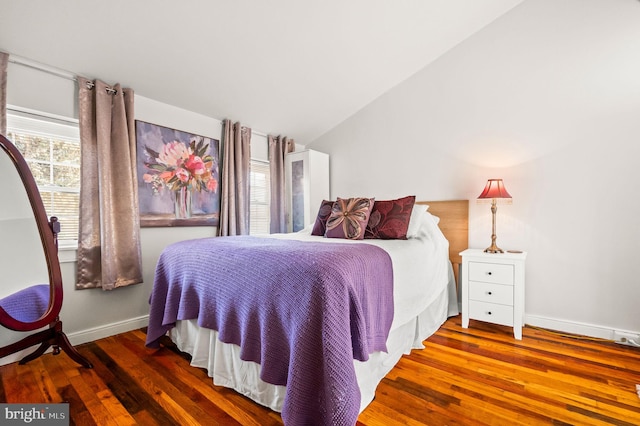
[1,316,639,425]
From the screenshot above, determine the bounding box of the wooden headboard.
[416,200,469,288]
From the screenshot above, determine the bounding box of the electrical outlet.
[613,330,640,347]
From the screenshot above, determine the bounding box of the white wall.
[308,0,640,337]
[1,62,271,364]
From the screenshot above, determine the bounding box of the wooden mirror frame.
[0,134,92,368]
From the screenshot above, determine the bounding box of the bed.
[146,199,468,425]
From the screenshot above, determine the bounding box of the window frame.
[6,106,81,254]
[249,159,271,235]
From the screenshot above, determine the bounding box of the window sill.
[58,242,78,263]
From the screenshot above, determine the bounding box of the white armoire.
[285,149,330,232]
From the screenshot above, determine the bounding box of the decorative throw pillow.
[325,197,374,240]
[365,195,416,239]
[311,200,334,236]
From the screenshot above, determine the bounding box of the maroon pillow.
[325,197,374,240]
[311,200,334,236]
[365,195,416,239]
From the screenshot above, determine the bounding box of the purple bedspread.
[146,236,393,425]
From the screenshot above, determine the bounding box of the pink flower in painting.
[159,170,175,181]
[158,141,190,167]
[206,178,218,192]
[175,168,190,183]
[185,155,206,175]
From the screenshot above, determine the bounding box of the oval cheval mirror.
[0,133,91,368]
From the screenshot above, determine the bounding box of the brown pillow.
[311,200,334,236]
[325,197,374,240]
[365,195,416,239]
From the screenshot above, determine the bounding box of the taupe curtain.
[268,135,294,233]
[76,77,143,290]
[217,119,251,236]
[0,52,7,135]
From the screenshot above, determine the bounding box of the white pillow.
[406,204,429,238]
[417,212,441,239]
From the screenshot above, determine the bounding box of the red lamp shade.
[477,179,512,200]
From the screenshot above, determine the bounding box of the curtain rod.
[7,52,274,134]
[8,54,76,82]
[7,53,116,94]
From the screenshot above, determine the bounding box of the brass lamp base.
[484,199,503,254]
[484,244,504,254]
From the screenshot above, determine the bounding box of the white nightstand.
[460,249,527,339]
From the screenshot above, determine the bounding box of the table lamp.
[477,179,512,253]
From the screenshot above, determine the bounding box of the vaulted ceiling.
[0,0,523,142]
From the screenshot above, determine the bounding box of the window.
[249,160,270,235]
[6,109,81,245]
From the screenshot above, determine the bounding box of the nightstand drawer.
[469,262,514,285]
[469,282,513,306]
[468,301,514,327]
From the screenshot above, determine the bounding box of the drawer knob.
[487,311,492,315]
[487,271,493,275]
[487,291,493,295]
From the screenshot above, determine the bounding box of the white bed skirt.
[169,279,458,414]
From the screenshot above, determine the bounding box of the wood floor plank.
[0,316,638,425]
[95,336,207,425]
[413,338,639,423]
[27,357,62,403]
[117,333,246,425]
[371,377,474,425]
[396,357,576,425]
[147,344,267,426]
[131,409,162,426]
[1,361,31,402]
[57,350,138,426]
[83,342,180,425]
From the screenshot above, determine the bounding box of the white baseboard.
[66,315,149,346]
[525,314,639,341]
[0,315,149,367]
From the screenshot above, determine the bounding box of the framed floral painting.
[135,121,220,227]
